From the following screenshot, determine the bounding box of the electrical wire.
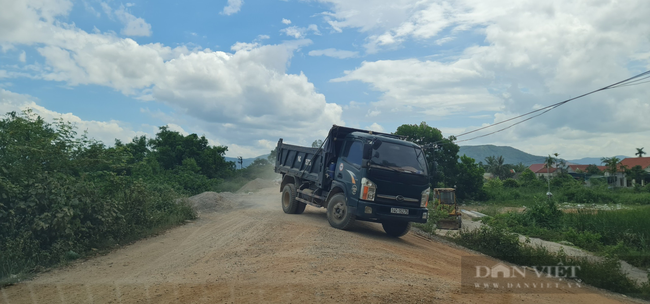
[452,70,650,139]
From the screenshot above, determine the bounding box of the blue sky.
[1,0,649,159]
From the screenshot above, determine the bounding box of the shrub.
[521,199,563,229]
[502,178,520,188]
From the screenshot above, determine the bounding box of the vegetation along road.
[0,185,637,304]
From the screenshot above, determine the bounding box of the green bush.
[455,225,521,257]
[502,178,520,188]
[561,185,615,204]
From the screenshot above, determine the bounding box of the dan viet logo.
[461,257,587,293]
[475,262,581,280]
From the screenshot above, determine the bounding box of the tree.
[455,155,485,200]
[625,165,647,185]
[518,168,543,188]
[311,139,323,148]
[601,156,621,186]
[394,122,459,188]
[543,154,556,194]
[484,155,512,179]
[148,126,232,178]
[512,162,527,174]
[586,164,602,175]
[635,147,646,158]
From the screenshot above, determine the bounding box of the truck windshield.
[371,143,427,175]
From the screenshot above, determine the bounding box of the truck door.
[336,140,363,207]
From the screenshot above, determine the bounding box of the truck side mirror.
[372,139,382,150]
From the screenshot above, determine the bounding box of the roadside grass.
[482,199,650,269]
[420,222,650,300]
[478,180,650,207]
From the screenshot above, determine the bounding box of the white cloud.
[366,123,384,132]
[18,51,26,62]
[333,58,502,117]
[282,18,291,25]
[280,24,320,39]
[366,109,380,117]
[99,2,152,36]
[221,0,243,15]
[0,88,146,145]
[308,48,358,59]
[0,0,344,158]
[114,5,152,36]
[230,41,259,51]
[435,37,454,45]
[326,0,650,158]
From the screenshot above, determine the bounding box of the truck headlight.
[360,177,377,201]
[420,187,430,207]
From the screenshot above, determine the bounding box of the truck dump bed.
[274,139,326,186]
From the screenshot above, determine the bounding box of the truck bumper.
[354,201,428,223]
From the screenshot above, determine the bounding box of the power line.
[452,70,650,139]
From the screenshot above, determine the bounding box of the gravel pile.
[185,192,236,213]
[236,178,276,193]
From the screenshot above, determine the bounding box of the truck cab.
[275,125,430,237]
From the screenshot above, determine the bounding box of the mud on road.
[0,186,638,304]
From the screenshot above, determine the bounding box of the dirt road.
[0,186,638,303]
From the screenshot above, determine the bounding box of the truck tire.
[382,221,411,237]
[281,184,299,214]
[326,193,356,230]
[296,202,307,214]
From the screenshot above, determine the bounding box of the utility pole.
[237,156,243,169]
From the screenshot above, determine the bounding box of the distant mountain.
[225,154,270,169]
[459,145,631,166]
[567,155,630,165]
[459,145,547,166]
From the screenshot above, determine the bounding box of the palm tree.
[601,156,621,186]
[635,147,646,158]
[484,155,506,179]
[544,155,555,194]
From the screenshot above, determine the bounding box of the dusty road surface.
[0,186,639,304]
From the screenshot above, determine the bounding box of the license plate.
[390,208,409,215]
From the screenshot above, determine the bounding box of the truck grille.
[375,194,419,207]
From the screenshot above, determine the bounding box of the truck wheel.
[327,193,356,230]
[296,202,307,214]
[382,221,411,237]
[281,184,299,214]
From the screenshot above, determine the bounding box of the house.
[528,164,545,173]
[527,163,558,179]
[534,166,557,179]
[611,157,650,187]
[601,157,650,187]
[566,165,607,174]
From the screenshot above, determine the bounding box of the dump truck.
[274,125,430,237]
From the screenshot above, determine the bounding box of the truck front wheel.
[281,184,299,214]
[326,193,356,230]
[382,221,411,237]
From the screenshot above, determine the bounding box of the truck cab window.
[343,141,363,166]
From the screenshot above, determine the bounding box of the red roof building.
[528,164,545,173]
[567,164,607,173]
[619,157,650,172]
[535,167,557,174]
